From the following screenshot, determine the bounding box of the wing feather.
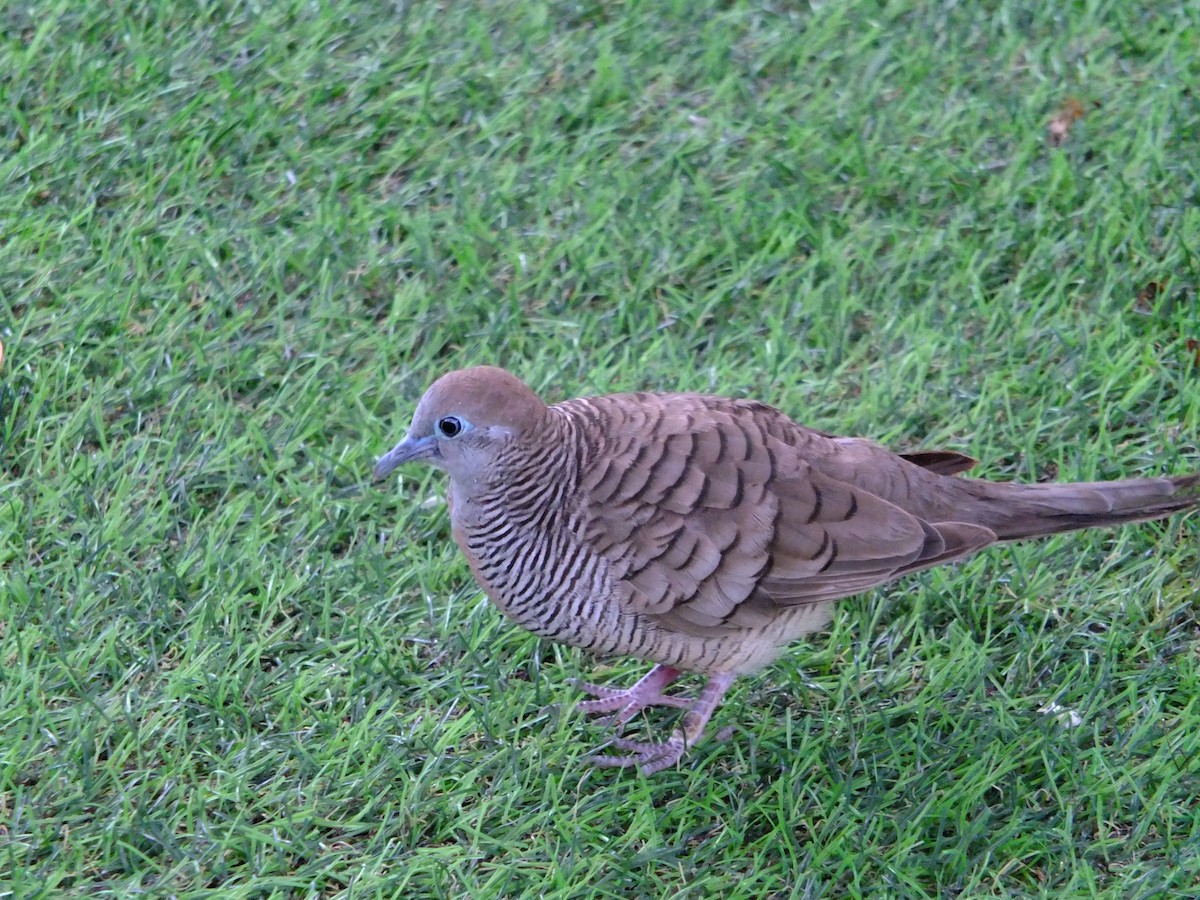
[576,395,997,637]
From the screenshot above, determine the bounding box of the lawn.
[2,0,1199,896]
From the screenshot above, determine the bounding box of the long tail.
[958,473,1200,540]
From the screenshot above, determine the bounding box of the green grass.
[3,0,1200,896]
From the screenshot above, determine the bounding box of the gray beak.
[373,434,438,480]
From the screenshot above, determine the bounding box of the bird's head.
[373,366,548,483]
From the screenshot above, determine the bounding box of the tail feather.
[960,472,1200,541]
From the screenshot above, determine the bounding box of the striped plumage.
[375,366,1200,773]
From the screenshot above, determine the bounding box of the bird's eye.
[436,415,466,439]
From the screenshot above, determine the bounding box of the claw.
[571,664,689,727]
[576,671,737,774]
[589,735,688,774]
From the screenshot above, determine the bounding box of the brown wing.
[899,449,977,476]
[575,395,996,637]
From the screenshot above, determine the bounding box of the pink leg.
[589,672,737,775]
[572,664,690,726]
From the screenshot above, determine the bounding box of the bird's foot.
[590,734,688,775]
[583,672,737,775]
[571,664,690,727]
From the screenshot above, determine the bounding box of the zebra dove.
[374,366,1200,774]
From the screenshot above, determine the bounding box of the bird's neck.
[449,412,580,525]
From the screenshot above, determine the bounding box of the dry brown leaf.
[1048,97,1086,147]
[1186,338,1200,368]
